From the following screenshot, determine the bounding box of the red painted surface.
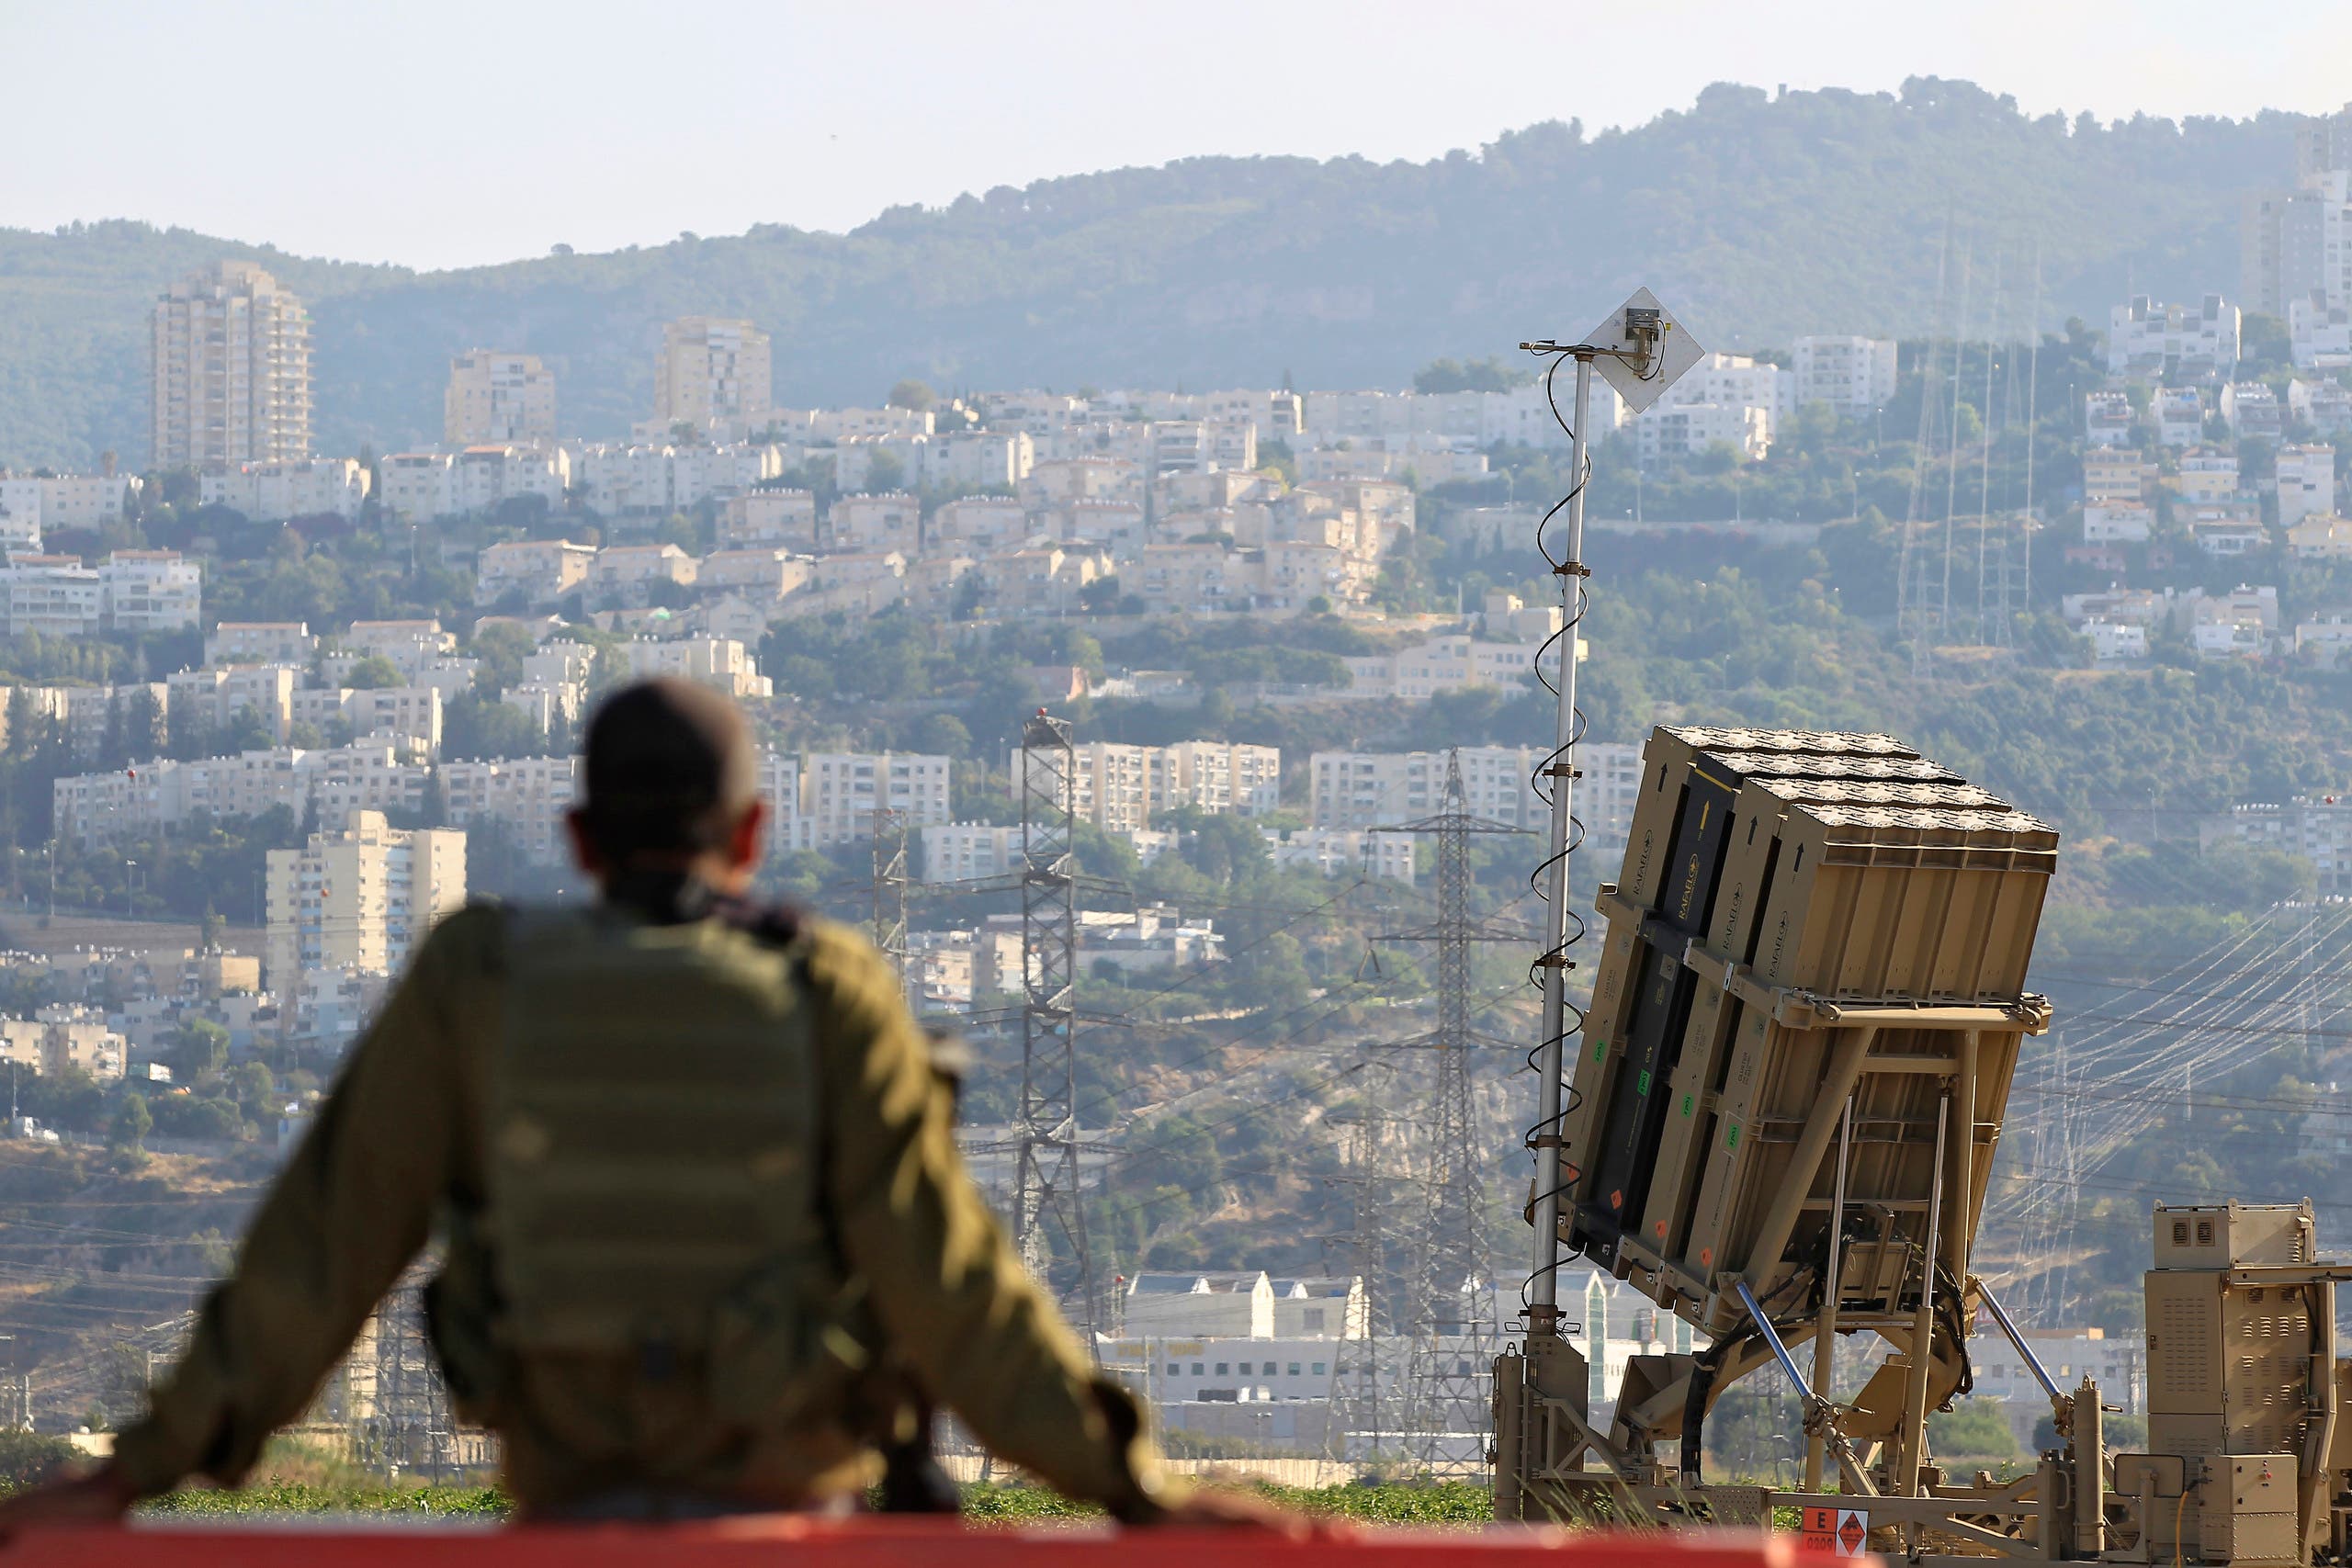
[6,1517,1840,1568]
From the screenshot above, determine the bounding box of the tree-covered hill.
[0,79,2301,467]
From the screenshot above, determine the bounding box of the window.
[1215,1362,1228,1376]
[1166,1363,1180,1377]
[1312,1362,1327,1375]
[1261,1361,1277,1375]
[1191,1363,1204,1376]
[1287,1362,1301,1376]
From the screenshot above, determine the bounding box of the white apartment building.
[1790,335,1898,419]
[500,681,582,737]
[2222,381,2285,439]
[446,350,557,446]
[378,446,567,522]
[2189,583,2280,659]
[2107,294,2241,381]
[476,538,596,608]
[1260,826,1418,884]
[0,682,166,761]
[40,472,131,530]
[754,749,807,856]
[621,636,772,699]
[2290,378,2352,435]
[916,430,1035,491]
[799,752,954,848]
[455,445,568,513]
[1659,352,1789,432]
[0,478,37,551]
[569,443,781,514]
[2277,444,2336,528]
[931,496,1035,558]
[168,663,297,743]
[2084,389,2138,446]
[920,822,1024,882]
[0,557,96,637]
[2289,515,2352,558]
[1340,635,1543,701]
[1302,385,1616,452]
[0,1007,127,1083]
[654,317,772,435]
[2296,613,2352,666]
[1300,742,1639,846]
[2081,451,2154,502]
[721,489,819,549]
[797,406,933,443]
[590,543,697,605]
[100,550,201,633]
[437,755,580,868]
[2061,586,2184,630]
[0,469,141,533]
[2083,619,2152,662]
[264,809,466,991]
[198,458,368,522]
[696,547,809,604]
[2289,293,2352,371]
[291,685,444,754]
[1308,747,1541,830]
[2206,802,2352,894]
[2082,502,2154,544]
[0,552,198,637]
[2154,387,2206,448]
[152,261,311,467]
[1635,400,1771,464]
[2175,446,2241,502]
[333,618,457,672]
[831,492,921,553]
[51,742,437,846]
[1014,740,1281,837]
[376,452,458,521]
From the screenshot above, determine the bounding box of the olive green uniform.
[112,906,1171,1517]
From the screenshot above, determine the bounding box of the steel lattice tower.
[1012,711,1097,1337]
[1376,749,1528,1466]
[870,805,910,998]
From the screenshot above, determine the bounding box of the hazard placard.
[1801,1506,1870,1557]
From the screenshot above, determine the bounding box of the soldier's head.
[567,678,765,892]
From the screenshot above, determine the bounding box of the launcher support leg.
[1895,1091,1951,1501]
[1804,1097,1855,1493]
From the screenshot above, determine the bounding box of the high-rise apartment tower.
[152,261,312,468]
[653,316,772,435]
[445,351,557,446]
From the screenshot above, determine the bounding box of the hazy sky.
[8,0,2352,272]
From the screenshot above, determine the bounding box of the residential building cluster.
[2056,113,2352,669]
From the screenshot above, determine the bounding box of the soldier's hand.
[0,1462,138,1540]
[1159,1484,1334,1540]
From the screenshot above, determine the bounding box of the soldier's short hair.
[577,678,759,860]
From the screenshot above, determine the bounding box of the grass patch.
[114,1476,1497,1526]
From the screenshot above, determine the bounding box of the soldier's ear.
[728,800,767,874]
[565,809,605,879]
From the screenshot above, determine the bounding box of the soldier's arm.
[108,910,486,1496]
[804,921,1179,1520]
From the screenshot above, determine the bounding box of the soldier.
[0,680,1287,1531]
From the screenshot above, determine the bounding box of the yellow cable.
[2175,1480,2188,1568]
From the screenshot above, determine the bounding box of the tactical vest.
[435,904,872,1431]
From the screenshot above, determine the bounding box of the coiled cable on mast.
[1520,346,1593,1315]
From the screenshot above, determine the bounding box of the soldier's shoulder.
[794,915,894,988]
[419,901,517,961]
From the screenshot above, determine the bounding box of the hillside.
[0,78,2301,467]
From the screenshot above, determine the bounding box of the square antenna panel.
[1582,288,1704,414]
